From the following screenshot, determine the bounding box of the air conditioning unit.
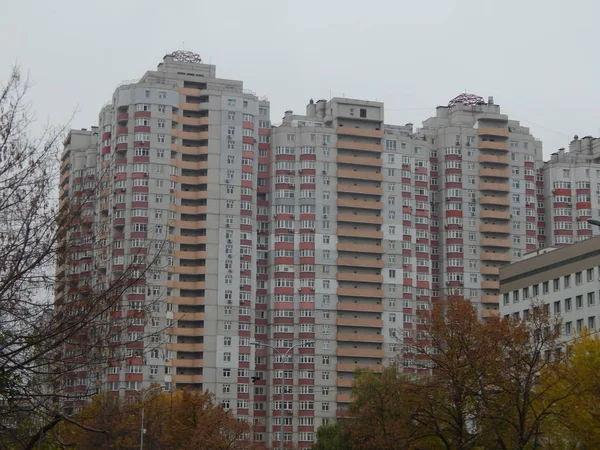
[227,239,232,244]
[323,214,328,219]
[226,224,230,228]
[322,170,327,174]
[225,179,230,184]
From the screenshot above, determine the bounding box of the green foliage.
[312,422,350,450]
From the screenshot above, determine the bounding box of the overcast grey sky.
[2,0,598,157]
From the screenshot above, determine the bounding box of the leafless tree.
[0,68,167,449]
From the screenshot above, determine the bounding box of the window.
[553,278,560,292]
[565,298,571,312]
[576,295,583,309]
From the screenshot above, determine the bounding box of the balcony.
[481,252,512,262]
[336,126,384,138]
[337,242,383,253]
[480,196,510,206]
[481,266,500,275]
[336,363,384,373]
[337,287,383,298]
[336,142,383,153]
[169,266,206,276]
[478,127,509,138]
[337,273,383,283]
[179,87,203,97]
[171,374,203,384]
[173,115,209,126]
[171,175,208,185]
[337,347,385,358]
[169,358,203,368]
[480,210,511,220]
[480,224,511,234]
[479,168,509,178]
[480,182,509,192]
[117,112,129,123]
[480,238,511,248]
[337,199,383,210]
[167,280,206,290]
[180,102,207,112]
[165,343,204,352]
[337,332,383,343]
[175,190,208,200]
[337,184,383,196]
[336,316,383,328]
[481,280,500,290]
[170,220,206,230]
[172,129,209,140]
[336,393,353,403]
[337,229,383,239]
[173,159,208,170]
[171,204,207,215]
[337,169,383,181]
[167,326,204,336]
[337,214,383,225]
[337,302,384,313]
[173,312,205,321]
[337,257,384,268]
[173,250,207,260]
[478,154,509,165]
[479,141,508,151]
[337,155,382,167]
[169,235,207,245]
[481,296,500,305]
[336,378,354,388]
[171,144,208,155]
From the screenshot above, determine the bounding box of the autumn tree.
[340,297,576,450]
[59,389,258,450]
[475,300,574,450]
[401,296,506,449]
[311,421,352,450]
[345,365,428,450]
[540,329,600,448]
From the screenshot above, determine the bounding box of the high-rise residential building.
[57,53,551,449]
[542,136,600,247]
[416,94,545,315]
[57,51,272,425]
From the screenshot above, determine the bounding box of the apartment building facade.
[57,51,272,427]
[57,53,552,448]
[500,236,600,340]
[542,136,600,247]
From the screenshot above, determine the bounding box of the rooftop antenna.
[182,41,185,50]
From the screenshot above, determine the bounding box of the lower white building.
[500,234,600,340]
